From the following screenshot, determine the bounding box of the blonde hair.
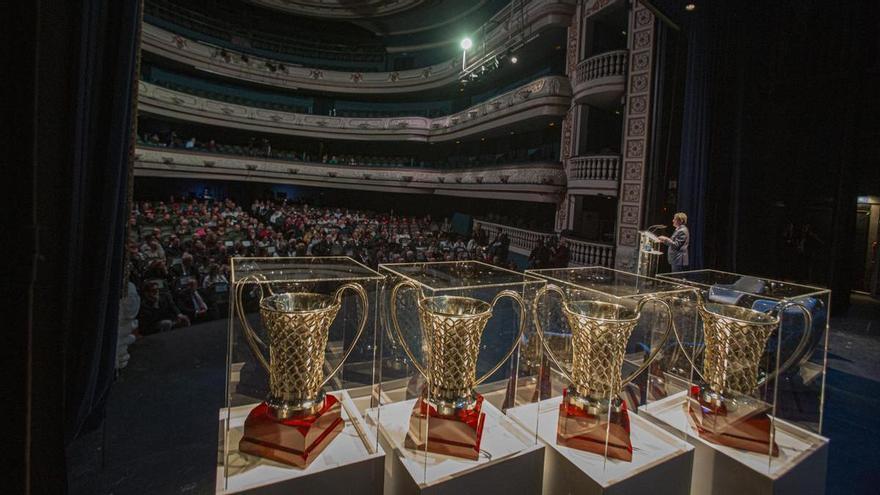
[674,212,688,225]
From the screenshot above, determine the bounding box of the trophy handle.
[621,296,675,387]
[474,289,527,386]
[320,282,369,387]
[761,300,813,385]
[531,284,575,384]
[234,274,272,374]
[389,279,430,378]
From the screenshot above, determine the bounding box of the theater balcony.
[142,24,462,95]
[134,147,565,203]
[141,0,575,94]
[571,49,628,109]
[472,219,615,267]
[137,75,571,142]
[565,154,620,196]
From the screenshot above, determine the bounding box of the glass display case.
[648,269,830,491]
[517,266,698,492]
[218,257,384,494]
[374,260,546,492]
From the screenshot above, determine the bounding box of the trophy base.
[239,395,344,468]
[556,389,633,462]
[405,394,486,460]
[687,386,779,456]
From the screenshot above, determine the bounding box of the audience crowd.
[137,131,560,170]
[127,198,566,336]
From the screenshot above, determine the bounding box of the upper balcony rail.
[472,219,614,267]
[575,50,628,85]
[137,76,571,142]
[568,155,620,181]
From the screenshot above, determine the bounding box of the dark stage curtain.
[63,0,141,446]
[10,0,141,491]
[673,9,712,270]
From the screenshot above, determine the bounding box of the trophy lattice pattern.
[565,310,638,398]
[261,304,340,402]
[698,304,777,395]
[419,306,492,402]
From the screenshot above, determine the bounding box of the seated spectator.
[171,252,199,285]
[202,263,228,288]
[137,281,190,335]
[176,279,214,323]
[528,238,551,269]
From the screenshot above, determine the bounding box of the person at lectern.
[657,212,690,272]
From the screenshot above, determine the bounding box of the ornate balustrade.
[137,76,570,142]
[565,154,620,195]
[566,238,614,267]
[568,154,619,181]
[142,0,575,95]
[134,148,564,203]
[472,219,614,267]
[575,50,628,84]
[571,49,628,108]
[472,220,549,257]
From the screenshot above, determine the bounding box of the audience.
[128,197,566,335]
[137,131,560,170]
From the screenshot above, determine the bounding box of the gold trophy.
[533,285,673,461]
[688,297,812,455]
[389,280,526,460]
[234,277,368,467]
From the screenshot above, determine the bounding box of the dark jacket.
[138,292,182,334]
[666,225,690,267]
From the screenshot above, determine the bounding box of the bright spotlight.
[460,37,473,50]
[510,55,518,64]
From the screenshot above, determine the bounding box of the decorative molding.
[556,5,581,233]
[137,76,571,142]
[134,147,565,203]
[583,0,619,18]
[614,0,655,271]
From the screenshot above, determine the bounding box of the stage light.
[460,37,473,50]
[510,55,518,64]
[685,3,696,11]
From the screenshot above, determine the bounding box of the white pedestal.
[507,397,694,495]
[639,391,829,495]
[367,399,544,495]
[217,390,385,495]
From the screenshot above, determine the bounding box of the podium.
[637,230,664,278]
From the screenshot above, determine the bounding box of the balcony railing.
[572,49,627,108]
[567,238,615,267]
[575,50,628,84]
[137,76,570,142]
[473,220,549,257]
[134,147,564,203]
[472,219,614,267]
[568,155,619,181]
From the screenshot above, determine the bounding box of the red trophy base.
[405,394,486,460]
[687,386,779,456]
[556,389,633,462]
[239,395,344,468]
